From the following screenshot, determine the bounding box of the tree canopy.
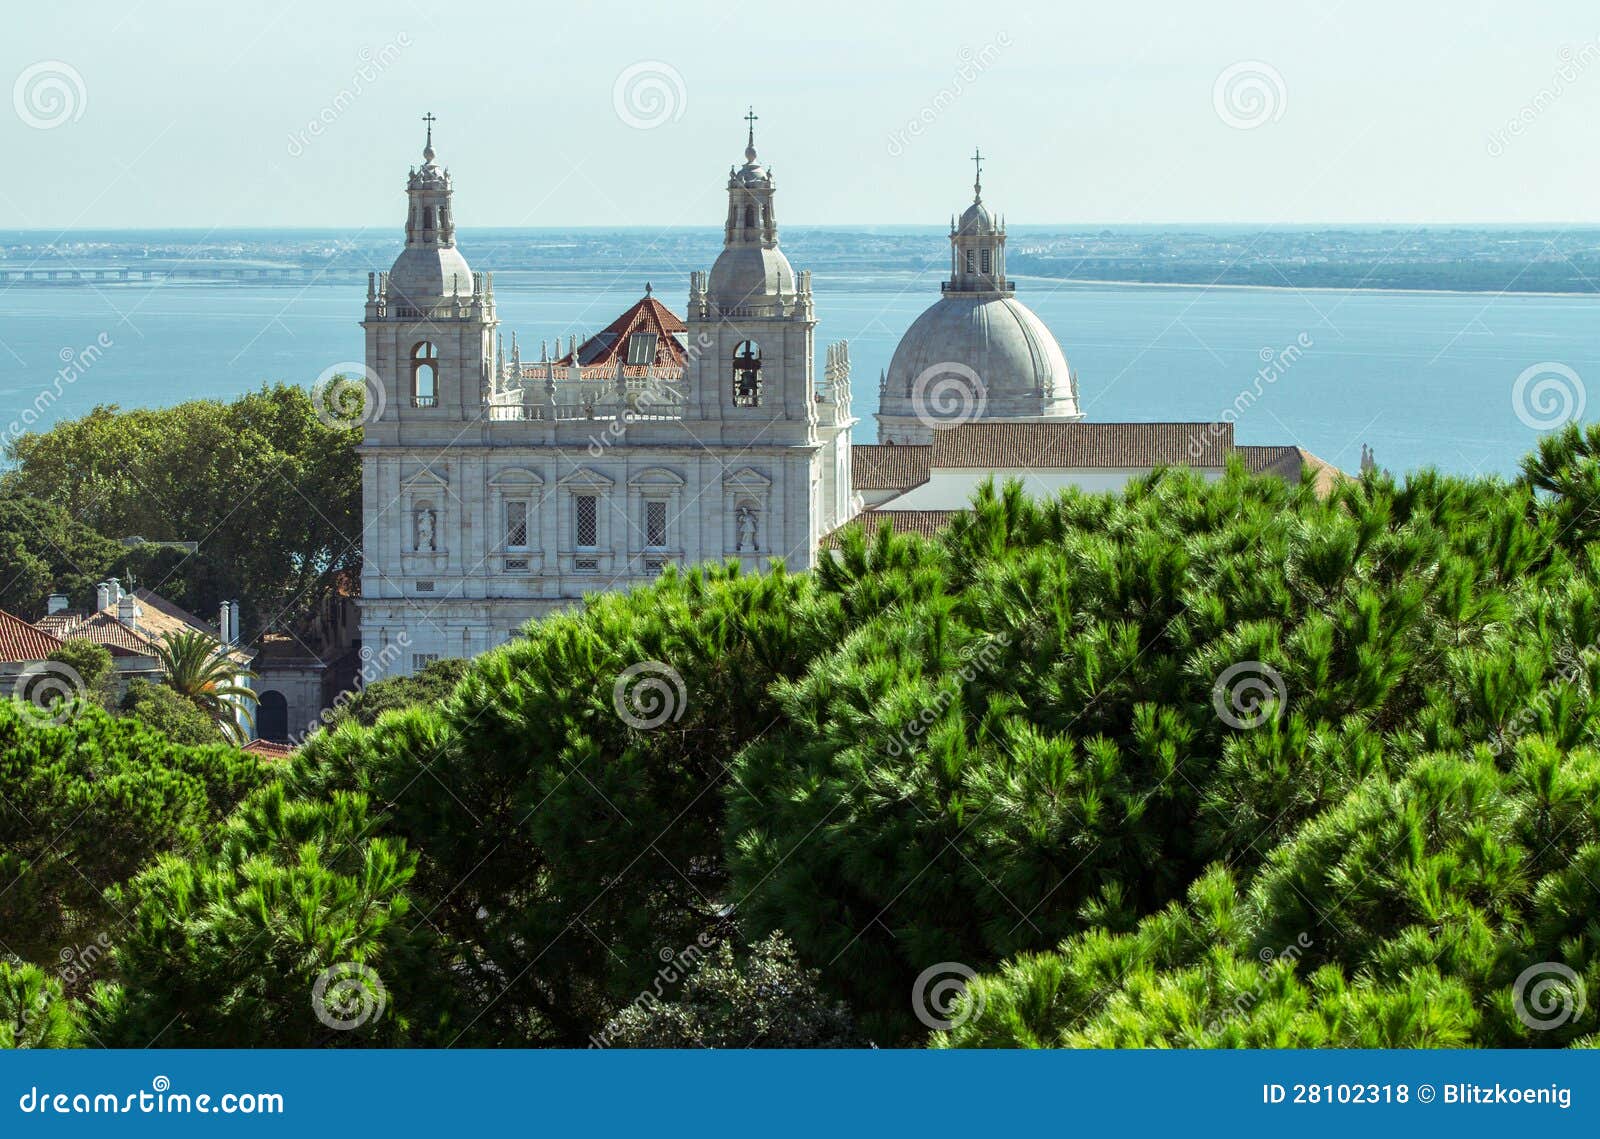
[7,428,1600,1048]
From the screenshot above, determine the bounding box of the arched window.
[731,340,762,407]
[256,690,289,743]
[423,206,437,234]
[412,341,438,407]
[744,204,756,229]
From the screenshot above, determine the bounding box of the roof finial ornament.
[744,105,759,162]
[971,146,984,203]
[422,111,437,163]
[645,281,653,296]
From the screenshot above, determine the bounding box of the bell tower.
[362,114,497,430]
[684,109,817,447]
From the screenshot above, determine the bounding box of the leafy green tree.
[2,384,361,636]
[118,677,224,746]
[603,932,865,1048]
[0,495,123,617]
[0,700,262,971]
[154,629,257,744]
[321,656,469,731]
[91,784,453,1047]
[47,637,115,709]
[0,962,81,1049]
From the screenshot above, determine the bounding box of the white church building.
[357,118,1341,677]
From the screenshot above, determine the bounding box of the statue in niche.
[414,508,436,552]
[735,504,759,552]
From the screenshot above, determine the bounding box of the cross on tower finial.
[972,147,984,201]
[422,112,437,160]
[744,105,760,155]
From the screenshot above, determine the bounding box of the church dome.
[882,293,1078,423]
[957,200,996,235]
[388,244,474,302]
[708,244,795,308]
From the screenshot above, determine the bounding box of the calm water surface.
[2,270,1595,478]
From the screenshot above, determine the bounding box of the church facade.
[356,119,855,674]
[356,118,1342,679]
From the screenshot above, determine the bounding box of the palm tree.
[154,629,257,745]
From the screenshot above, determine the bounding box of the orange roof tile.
[0,610,66,664]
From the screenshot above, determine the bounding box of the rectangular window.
[645,500,667,548]
[980,248,992,274]
[574,494,598,548]
[965,250,975,273]
[412,653,439,671]
[505,500,528,549]
[626,332,659,366]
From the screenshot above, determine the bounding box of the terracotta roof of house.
[928,421,1235,469]
[526,289,689,381]
[0,610,66,664]
[821,510,959,548]
[1236,445,1348,498]
[241,738,296,759]
[851,444,933,491]
[35,611,161,658]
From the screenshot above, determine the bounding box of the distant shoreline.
[1018,276,1600,300]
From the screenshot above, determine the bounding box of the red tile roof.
[929,421,1235,469]
[35,611,161,658]
[0,610,66,664]
[241,738,296,759]
[528,289,689,381]
[1237,445,1347,498]
[821,510,959,548]
[851,444,932,491]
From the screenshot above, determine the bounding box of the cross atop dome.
[744,106,759,161]
[422,112,437,163]
[972,147,984,202]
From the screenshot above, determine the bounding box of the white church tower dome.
[706,108,796,310]
[386,113,475,303]
[876,150,1082,445]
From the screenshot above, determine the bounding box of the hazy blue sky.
[5,0,1600,229]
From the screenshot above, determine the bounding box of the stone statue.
[736,504,759,552]
[415,508,436,551]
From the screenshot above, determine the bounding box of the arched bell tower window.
[412,341,439,408]
[731,340,762,407]
[744,204,756,229]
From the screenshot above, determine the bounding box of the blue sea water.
[1,265,1595,478]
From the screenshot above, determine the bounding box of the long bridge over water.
[0,265,352,284]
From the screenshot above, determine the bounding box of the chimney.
[230,601,241,646]
[117,593,140,628]
[108,578,123,606]
[47,593,69,615]
[96,582,111,612]
[219,601,231,645]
